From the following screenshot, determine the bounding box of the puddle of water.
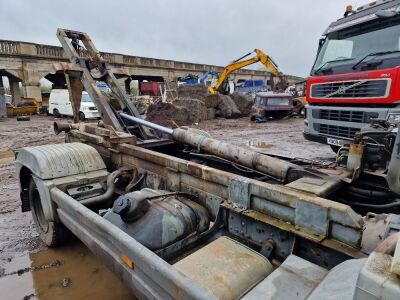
[0,241,136,300]
[247,141,274,149]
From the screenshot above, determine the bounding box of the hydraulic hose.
[80,169,123,206]
[345,186,395,202]
[339,198,400,209]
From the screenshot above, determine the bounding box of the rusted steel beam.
[65,73,83,123]
[173,127,293,180]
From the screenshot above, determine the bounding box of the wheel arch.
[15,142,107,221]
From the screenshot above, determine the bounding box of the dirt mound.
[230,92,253,116]
[177,84,221,108]
[204,94,220,108]
[217,94,242,119]
[173,98,208,123]
[177,84,208,102]
[172,84,251,120]
[207,108,216,120]
[146,102,191,127]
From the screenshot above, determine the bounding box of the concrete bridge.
[0,39,304,101]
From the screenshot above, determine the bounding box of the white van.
[49,89,100,120]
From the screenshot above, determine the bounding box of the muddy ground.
[194,116,333,160]
[0,115,333,299]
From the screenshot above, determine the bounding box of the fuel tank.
[103,188,210,250]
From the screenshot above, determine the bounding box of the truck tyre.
[17,116,30,121]
[28,178,70,247]
[79,112,85,121]
[53,109,60,118]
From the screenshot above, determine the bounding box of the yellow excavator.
[208,49,287,94]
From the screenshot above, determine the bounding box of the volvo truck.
[304,0,400,151]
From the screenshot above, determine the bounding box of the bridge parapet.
[0,40,20,55]
[0,39,304,96]
[0,40,274,76]
[36,44,65,58]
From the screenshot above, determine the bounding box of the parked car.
[49,89,100,120]
[250,92,294,122]
[292,96,307,116]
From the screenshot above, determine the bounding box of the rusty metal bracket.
[228,178,251,209]
[64,72,84,123]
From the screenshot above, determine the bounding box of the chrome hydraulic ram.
[120,113,174,135]
[120,113,314,182]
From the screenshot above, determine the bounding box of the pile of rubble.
[146,102,190,128]
[146,84,253,126]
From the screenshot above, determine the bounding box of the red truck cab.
[304,0,400,151]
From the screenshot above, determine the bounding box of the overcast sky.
[0,0,364,77]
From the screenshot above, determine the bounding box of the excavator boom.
[209,49,283,94]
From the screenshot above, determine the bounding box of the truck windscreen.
[312,19,400,75]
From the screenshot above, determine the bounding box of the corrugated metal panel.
[16,142,106,179]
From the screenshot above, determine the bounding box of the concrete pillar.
[21,67,43,101]
[0,77,6,120]
[116,77,129,96]
[10,79,21,103]
[23,83,42,101]
[125,78,132,95]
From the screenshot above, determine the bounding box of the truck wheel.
[79,112,85,121]
[53,109,60,118]
[28,178,70,247]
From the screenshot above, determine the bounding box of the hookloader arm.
[57,28,153,139]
